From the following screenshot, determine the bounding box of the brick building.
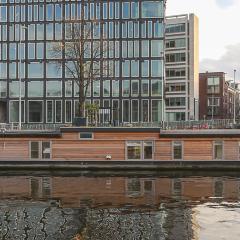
[199,72,240,120]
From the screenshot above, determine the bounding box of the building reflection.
[0,176,240,206]
[0,175,240,240]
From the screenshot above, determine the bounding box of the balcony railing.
[0,119,239,132]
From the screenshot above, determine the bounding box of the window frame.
[79,132,94,140]
[29,141,52,160]
[172,141,183,160]
[213,140,224,160]
[126,140,154,160]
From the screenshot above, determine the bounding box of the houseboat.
[0,127,240,162]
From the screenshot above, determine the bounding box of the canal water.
[0,173,240,240]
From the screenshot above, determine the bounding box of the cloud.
[215,0,236,8]
[200,43,240,80]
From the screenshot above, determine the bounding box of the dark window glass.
[214,141,223,160]
[144,141,153,160]
[79,132,93,139]
[173,141,182,160]
[31,142,39,159]
[127,141,141,160]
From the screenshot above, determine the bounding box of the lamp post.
[233,69,236,125]
[18,25,27,130]
[161,51,165,128]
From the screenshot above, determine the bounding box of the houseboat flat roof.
[1,127,240,138]
[160,129,240,138]
[0,130,61,138]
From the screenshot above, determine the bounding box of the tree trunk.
[78,83,85,118]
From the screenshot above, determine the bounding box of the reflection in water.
[0,175,240,239]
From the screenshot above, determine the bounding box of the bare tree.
[51,2,112,119]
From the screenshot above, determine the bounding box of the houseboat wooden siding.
[0,129,240,160]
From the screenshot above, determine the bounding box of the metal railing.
[0,119,240,132]
[162,119,238,130]
[0,123,65,132]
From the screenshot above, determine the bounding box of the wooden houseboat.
[0,127,240,161]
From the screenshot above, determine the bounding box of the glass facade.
[0,0,165,123]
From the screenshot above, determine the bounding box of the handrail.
[0,119,239,131]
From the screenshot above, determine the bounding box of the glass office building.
[0,0,165,124]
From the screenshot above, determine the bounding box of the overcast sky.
[166,0,240,79]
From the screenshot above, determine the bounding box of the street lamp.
[161,51,165,128]
[18,24,27,130]
[233,69,236,125]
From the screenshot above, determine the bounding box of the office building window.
[166,23,185,33]
[142,100,149,122]
[28,101,43,123]
[151,80,162,96]
[123,99,130,122]
[0,81,7,97]
[142,1,163,18]
[9,81,25,98]
[122,80,130,97]
[46,100,53,123]
[9,100,24,123]
[166,53,186,63]
[131,100,139,122]
[28,81,43,97]
[65,100,72,123]
[55,100,62,123]
[28,62,43,78]
[46,81,62,97]
[152,100,162,122]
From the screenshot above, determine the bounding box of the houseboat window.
[144,141,153,160]
[42,142,51,159]
[127,141,141,160]
[173,141,183,160]
[79,132,93,139]
[30,141,51,160]
[214,141,223,160]
[126,141,153,160]
[30,142,40,159]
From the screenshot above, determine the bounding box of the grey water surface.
[0,174,240,240]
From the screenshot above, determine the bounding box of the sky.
[166,0,240,80]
